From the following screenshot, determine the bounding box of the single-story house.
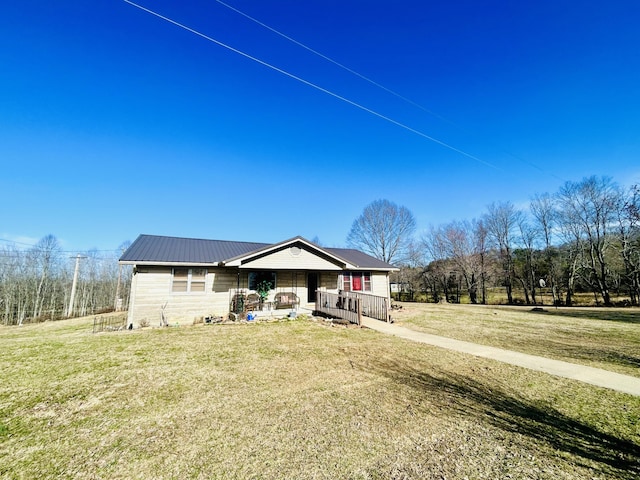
[119,234,398,327]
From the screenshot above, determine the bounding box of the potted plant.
[256,280,272,309]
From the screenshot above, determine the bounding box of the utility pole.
[67,254,86,318]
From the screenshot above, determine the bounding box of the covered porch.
[227,269,335,319]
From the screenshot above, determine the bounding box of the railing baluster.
[314,290,388,323]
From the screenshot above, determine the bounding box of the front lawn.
[1,314,638,479]
[393,302,640,378]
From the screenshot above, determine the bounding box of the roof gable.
[224,236,349,268]
[235,243,344,271]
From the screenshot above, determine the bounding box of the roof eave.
[119,261,221,267]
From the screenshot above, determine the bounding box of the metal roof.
[325,247,396,270]
[119,235,269,264]
[120,234,397,271]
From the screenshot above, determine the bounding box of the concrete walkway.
[360,317,640,397]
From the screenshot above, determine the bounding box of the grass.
[1,313,639,479]
[393,302,640,378]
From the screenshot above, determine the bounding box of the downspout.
[387,272,393,322]
[236,270,240,314]
[127,266,138,328]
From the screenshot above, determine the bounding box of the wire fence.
[92,314,127,333]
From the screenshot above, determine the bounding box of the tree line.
[349,176,639,306]
[3,175,638,325]
[0,236,131,325]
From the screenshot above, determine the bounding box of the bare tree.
[530,193,560,305]
[433,221,483,303]
[556,176,621,306]
[421,218,494,304]
[445,222,480,303]
[29,235,62,321]
[483,202,522,304]
[472,219,490,304]
[0,245,22,325]
[618,185,640,305]
[513,216,539,305]
[627,185,640,222]
[347,199,416,264]
[420,226,451,302]
[0,236,131,325]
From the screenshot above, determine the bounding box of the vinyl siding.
[371,272,391,298]
[240,246,343,270]
[126,267,390,327]
[127,267,237,326]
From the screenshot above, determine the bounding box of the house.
[119,234,398,327]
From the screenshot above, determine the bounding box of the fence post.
[357,299,362,326]
[384,297,390,323]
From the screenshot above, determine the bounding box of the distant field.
[1,314,639,479]
[392,302,640,378]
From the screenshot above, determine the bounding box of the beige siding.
[126,266,391,327]
[319,272,339,291]
[241,246,342,270]
[371,272,391,299]
[127,267,237,327]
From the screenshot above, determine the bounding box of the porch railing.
[315,291,361,325]
[341,290,389,322]
[314,290,390,324]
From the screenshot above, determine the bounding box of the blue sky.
[1,0,639,253]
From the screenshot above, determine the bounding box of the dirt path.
[361,317,640,397]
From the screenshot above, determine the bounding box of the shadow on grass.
[537,308,640,325]
[367,358,640,479]
[557,343,640,372]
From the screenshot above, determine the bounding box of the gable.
[238,244,344,271]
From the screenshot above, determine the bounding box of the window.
[172,269,188,292]
[342,272,371,292]
[248,271,277,290]
[172,268,206,293]
[190,269,206,292]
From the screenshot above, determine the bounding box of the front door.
[307,273,319,303]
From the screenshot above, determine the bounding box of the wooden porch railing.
[314,290,390,325]
[341,290,390,322]
[315,291,361,325]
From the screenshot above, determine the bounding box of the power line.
[123,0,501,171]
[0,238,37,247]
[213,0,451,123]
[0,238,122,257]
[213,0,564,182]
